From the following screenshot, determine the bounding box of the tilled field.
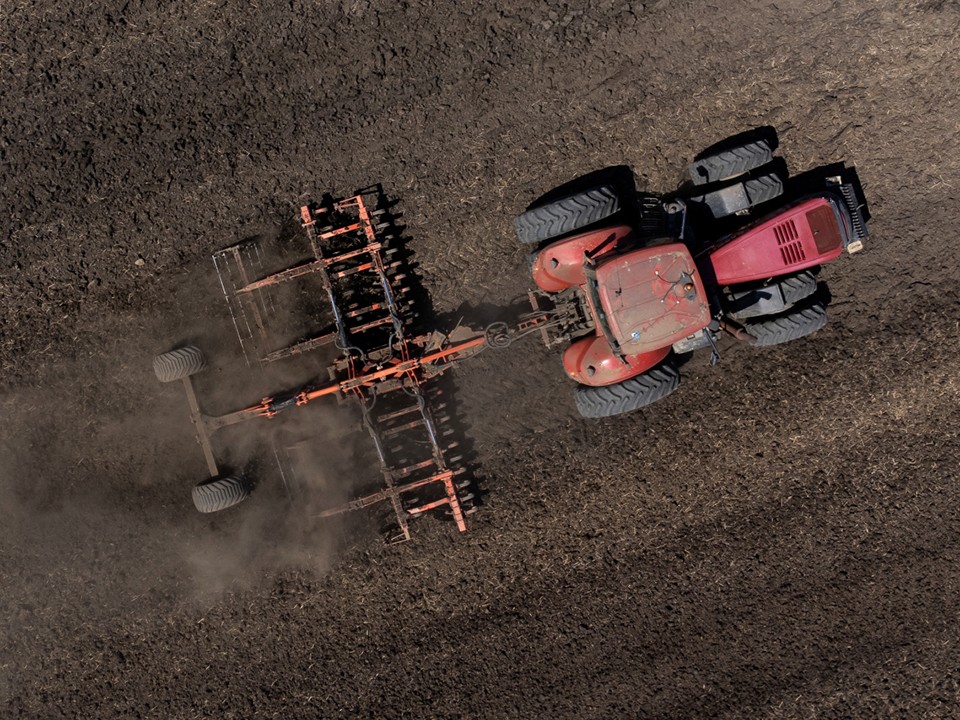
[3,1,960,717]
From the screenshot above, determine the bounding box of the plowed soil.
[3,1,960,717]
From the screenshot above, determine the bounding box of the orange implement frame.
[199,190,490,542]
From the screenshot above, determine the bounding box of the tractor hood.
[592,243,710,355]
[709,196,847,285]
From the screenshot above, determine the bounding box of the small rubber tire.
[575,355,680,419]
[514,185,621,245]
[192,476,252,513]
[744,297,828,347]
[689,139,775,186]
[153,346,206,383]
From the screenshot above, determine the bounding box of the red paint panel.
[709,197,844,285]
[532,225,635,292]
[562,335,670,387]
[594,243,711,353]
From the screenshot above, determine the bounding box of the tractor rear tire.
[744,297,828,347]
[514,185,621,245]
[689,139,775,185]
[153,346,206,383]
[192,476,252,513]
[575,356,680,418]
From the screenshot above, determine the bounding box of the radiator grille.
[774,219,805,266]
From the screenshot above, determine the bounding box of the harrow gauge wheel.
[153,346,206,383]
[192,476,252,513]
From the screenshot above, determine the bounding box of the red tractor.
[516,133,869,418]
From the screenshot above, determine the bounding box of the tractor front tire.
[192,476,252,514]
[778,268,820,307]
[692,172,783,219]
[575,356,680,418]
[514,185,621,245]
[744,297,828,347]
[725,268,820,320]
[153,346,206,383]
[689,138,775,186]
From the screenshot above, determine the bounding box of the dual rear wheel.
[687,136,784,219]
[574,355,681,419]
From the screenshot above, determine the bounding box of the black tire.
[514,185,621,245]
[192,476,252,513]
[575,356,680,418]
[777,269,819,306]
[153,346,206,383]
[744,297,828,347]
[694,172,783,219]
[725,268,820,320]
[689,139,775,186]
[742,173,784,207]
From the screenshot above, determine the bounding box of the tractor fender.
[532,225,634,293]
[562,334,670,387]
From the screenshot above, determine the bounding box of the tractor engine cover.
[593,243,711,355]
[709,196,845,285]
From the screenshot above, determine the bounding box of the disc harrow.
[162,189,526,542]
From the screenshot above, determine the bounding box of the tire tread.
[515,185,621,245]
[778,269,819,306]
[575,357,680,418]
[743,173,783,206]
[153,346,206,383]
[192,476,251,513]
[745,298,828,347]
[690,139,774,185]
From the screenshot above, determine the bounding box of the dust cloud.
[1,251,375,612]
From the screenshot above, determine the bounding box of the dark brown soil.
[4,1,960,717]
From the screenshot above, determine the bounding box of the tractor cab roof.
[592,243,711,355]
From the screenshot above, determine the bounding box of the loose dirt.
[3,1,960,717]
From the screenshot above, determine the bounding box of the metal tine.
[401,384,448,471]
[247,242,277,317]
[299,191,471,542]
[381,418,426,439]
[350,315,394,335]
[213,250,256,366]
[273,444,297,501]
